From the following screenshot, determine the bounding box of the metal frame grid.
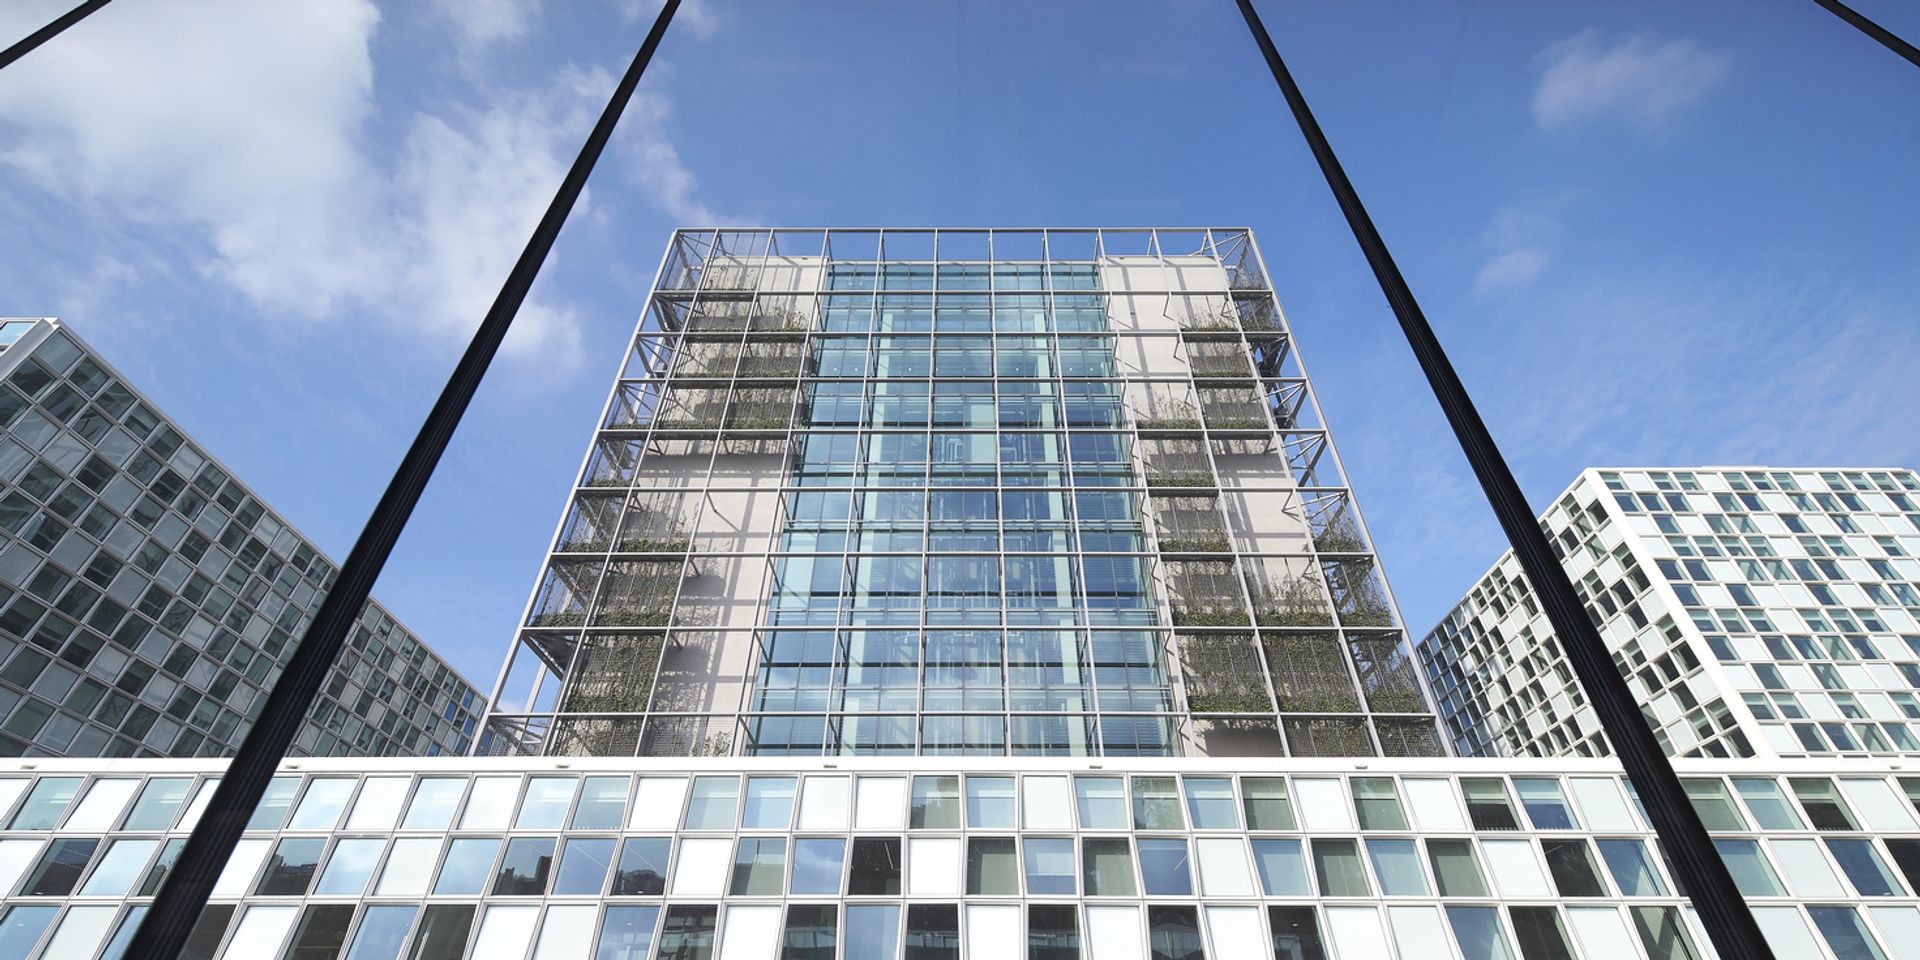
[480,228,1444,759]
[0,756,1916,960]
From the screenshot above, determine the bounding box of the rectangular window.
[1352,778,1408,830]
[732,838,787,895]
[552,837,615,896]
[1024,838,1076,895]
[1791,778,1860,831]
[1133,777,1183,830]
[409,905,477,960]
[967,837,1017,895]
[1028,904,1080,960]
[1366,839,1427,896]
[744,778,797,830]
[911,776,961,829]
[1461,779,1519,831]
[1808,906,1889,960]
[656,905,718,960]
[402,778,464,830]
[685,777,740,830]
[1827,839,1904,896]
[9,777,78,830]
[781,905,836,960]
[848,837,902,895]
[287,778,354,831]
[284,905,354,960]
[597,906,662,960]
[1242,778,1296,831]
[1511,779,1575,830]
[1183,778,1238,829]
[123,777,193,831]
[1731,778,1801,830]
[254,837,324,897]
[1446,906,1516,960]
[571,776,629,830]
[342,904,415,960]
[313,838,383,897]
[789,838,846,896]
[1595,839,1667,897]
[22,837,96,897]
[491,837,555,896]
[1507,907,1575,960]
[1138,838,1194,896]
[1311,839,1369,897]
[1075,778,1127,829]
[905,904,959,960]
[966,777,1014,828]
[1251,839,1309,897]
[1682,780,1747,831]
[845,905,901,960]
[1082,838,1137,896]
[1147,906,1203,960]
[1267,906,1326,960]
[77,838,157,897]
[612,837,670,896]
[1629,906,1702,960]
[1540,840,1607,897]
[1427,839,1489,897]
[433,838,500,895]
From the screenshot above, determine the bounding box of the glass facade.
[1420,467,1920,761]
[0,319,482,759]
[1,757,1913,960]
[483,228,1440,758]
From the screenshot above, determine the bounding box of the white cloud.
[431,0,541,57]
[0,1,728,371]
[1474,248,1550,295]
[1532,30,1730,130]
[619,88,737,226]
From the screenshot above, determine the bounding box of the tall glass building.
[0,319,483,759]
[483,228,1441,759]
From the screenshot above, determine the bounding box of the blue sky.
[1,1,1917,693]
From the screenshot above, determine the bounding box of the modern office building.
[0,318,483,759]
[1419,466,1920,761]
[481,227,1441,760]
[0,236,1907,960]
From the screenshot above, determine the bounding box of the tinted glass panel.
[849,837,902,895]
[554,837,616,896]
[656,905,717,960]
[1242,778,1296,830]
[790,838,846,895]
[1251,839,1309,896]
[782,905,836,960]
[1029,904,1080,960]
[256,837,325,896]
[1184,778,1237,829]
[124,778,193,830]
[343,905,416,960]
[285,904,354,960]
[1629,906,1701,960]
[10,777,79,829]
[1311,839,1368,897]
[314,838,384,896]
[744,778,798,829]
[572,777,629,830]
[1133,777,1183,830]
[434,838,500,895]
[1541,840,1607,897]
[1447,907,1516,960]
[1366,839,1427,895]
[1139,838,1194,896]
[493,837,555,895]
[612,837,670,896]
[911,777,961,829]
[967,777,1015,828]
[1428,839,1489,897]
[846,905,901,960]
[1024,838,1076,895]
[905,903,959,960]
[1597,840,1667,897]
[1512,779,1574,830]
[1268,906,1328,960]
[1147,905,1205,960]
[23,837,96,896]
[1507,907,1574,960]
[1082,838,1136,896]
[1075,778,1126,828]
[595,906,661,960]
[1828,839,1903,896]
[733,837,787,895]
[405,904,475,960]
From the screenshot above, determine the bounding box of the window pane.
[79,838,157,897]
[346,778,409,831]
[790,838,846,895]
[1242,778,1295,831]
[1139,838,1195,896]
[23,837,96,896]
[595,906,662,960]
[612,837,670,896]
[744,778,798,829]
[1809,906,1890,960]
[123,777,194,831]
[1773,838,1847,897]
[849,837,902,895]
[1732,778,1801,830]
[554,838,616,896]
[1428,839,1489,897]
[1267,906,1326,960]
[685,777,740,830]
[572,777,630,830]
[1388,907,1449,960]
[1597,839,1668,897]
[285,904,355,960]
[343,904,416,960]
[1083,838,1137,896]
[1512,779,1574,830]
[1540,839,1607,897]
[1352,778,1408,830]
[314,838,384,896]
[1828,839,1905,896]
[911,776,961,829]
[1630,906,1702,960]
[0,906,56,959]
[720,906,780,960]
[846,905,901,960]
[634,779,691,831]
[402,778,465,830]
[1024,838,1076,895]
[462,777,521,830]
[1184,778,1238,829]
[1075,777,1126,829]
[256,837,325,896]
[1366,839,1427,896]
[1133,777,1183,830]
[1683,780,1748,831]
[434,838,501,895]
[1791,778,1860,831]
[220,906,298,958]
[782,905,836,960]
[1147,905,1204,960]
[1461,779,1519,831]
[906,903,959,960]
[375,838,441,897]
[513,778,575,830]
[138,838,186,897]
[288,778,354,831]
[967,777,1015,828]
[493,837,556,895]
[1507,907,1574,960]
[656,905,718,960]
[1311,839,1368,897]
[1250,839,1309,896]
[967,837,1018,895]
[1481,840,1550,897]
[10,777,79,829]
[65,779,137,831]
[1884,839,1920,893]
[1564,908,1635,960]
[1029,904,1080,960]
[177,904,237,960]
[733,837,787,895]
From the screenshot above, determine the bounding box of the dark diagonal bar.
[123,2,682,958]
[0,0,111,71]
[1813,0,1920,68]
[1231,2,1775,957]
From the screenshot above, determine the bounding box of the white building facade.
[1420,467,1920,761]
